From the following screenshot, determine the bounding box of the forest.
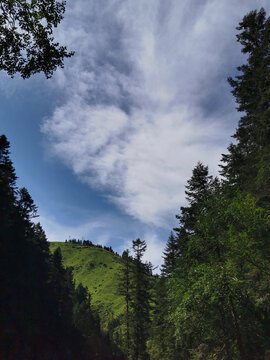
[1,2,270,360]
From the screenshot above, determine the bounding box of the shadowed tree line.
[66,238,120,256]
[0,135,124,359]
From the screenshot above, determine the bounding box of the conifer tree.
[148,276,179,360]
[0,135,16,225]
[174,162,215,263]
[130,239,152,360]
[165,9,270,360]
[177,162,213,233]
[0,135,106,359]
[220,8,270,200]
[161,232,178,277]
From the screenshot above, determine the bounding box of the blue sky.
[1,0,269,270]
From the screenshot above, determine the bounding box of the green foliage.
[130,239,153,360]
[0,135,79,359]
[0,134,122,359]
[117,249,132,358]
[0,0,74,78]
[220,8,270,198]
[161,232,178,277]
[3,7,270,360]
[169,190,270,359]
[49,241,126,330]
[161,12,270,357]
[147,277,179,360]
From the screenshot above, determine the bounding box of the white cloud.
[42,0,270,228]
[115,230,166,273]
[38,214,110,245]
[143,232,166,271]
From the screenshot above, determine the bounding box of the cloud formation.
[42,0,270,227]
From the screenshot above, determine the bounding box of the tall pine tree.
[220,8,270,201]
[130,239,152,360]
[161,232,178,277]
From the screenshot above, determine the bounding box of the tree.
[175,162,214,238]
[220,8,270,200]
[0,135,16,218]
[118,249,132,359]
[148,276,179,360]
[170,185,270,360]
[161,232,178,277]
[174,162,216,267]
[0,0,74,78]
[0,135,119,359]
[17,187,38,220]
[165,9,270,360]
[130,239,152,360]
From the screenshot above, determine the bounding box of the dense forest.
[1,2,270,360]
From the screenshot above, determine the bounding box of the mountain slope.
[49,242,125,329]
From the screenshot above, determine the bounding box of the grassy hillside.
[49,242,125,329]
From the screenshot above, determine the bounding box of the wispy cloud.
[42,0,270,229]
[38,214,110,245]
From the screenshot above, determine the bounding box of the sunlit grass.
[49,242,125,330]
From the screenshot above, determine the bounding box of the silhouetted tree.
[0,0,74,78]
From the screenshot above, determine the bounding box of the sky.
[1,0,269,271]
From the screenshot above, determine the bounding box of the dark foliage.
[220,8,270,199]
[0,0,74,78]
[0,135,121,359]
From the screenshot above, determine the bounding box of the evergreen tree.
[176,162,214,235]
[0,135,16,185]
[148,276,179,360]
[220,8,270,200]
[161,232,178,277]
[174,162,216,266]
[130,239,152,360]
[0,135,116,359]
[163,9,270,360]
[0,135,17,229]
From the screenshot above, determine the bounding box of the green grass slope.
[49,242,125,329]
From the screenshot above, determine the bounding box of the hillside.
[49,242,125,330]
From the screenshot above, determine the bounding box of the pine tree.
[174,162,215,263]
[0,135,17,226]
[166,9,270,360]
[175,162,213,235]
[130,239,152,360]
[161,232,178,277]
[148,276,179,360]
[16,187,38,220]
[0,135,114,359]
[220,8,270,200]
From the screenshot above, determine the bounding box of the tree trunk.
[229,296,246,360]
